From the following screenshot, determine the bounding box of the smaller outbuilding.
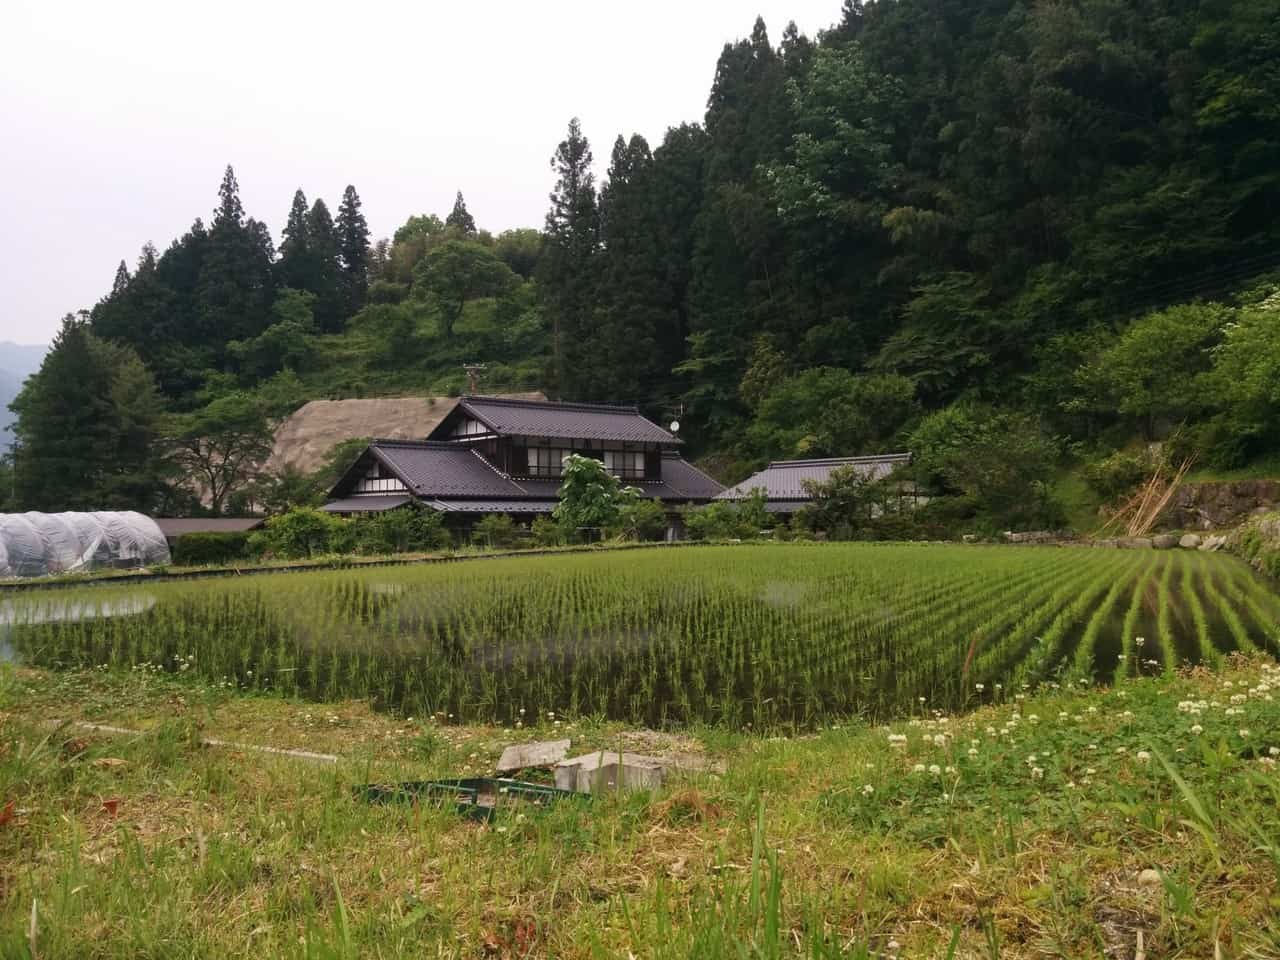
[152,517,264,547]
[715,453,914,518]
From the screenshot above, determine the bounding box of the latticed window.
[526,447,570,477]
[604,450,646,479]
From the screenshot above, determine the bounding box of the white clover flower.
[1135,637,1145,647]
[1136,750,1151,761]
[1191,724,1203,735]
[945,765,957,775]
[968,748,979,758]
[1031,767,1044,780]
[913,763,926,773]
[1269,747,1279,757]
[929,764,942,776]
[975,683,985,692]
[1239,729,1250,739]
[861,784,875,796]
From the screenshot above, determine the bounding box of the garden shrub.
[472,514,521,549]
[171,531,253,566]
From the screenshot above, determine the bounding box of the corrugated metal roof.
[153,517,264,537]
[456,396,680,445]
[717,454,911,501]
[320,495,413,513]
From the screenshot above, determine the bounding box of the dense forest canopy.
[7,0,1280,528]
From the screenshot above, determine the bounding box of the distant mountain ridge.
[0,341,48,445]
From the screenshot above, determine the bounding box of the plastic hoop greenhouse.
[0,512,171,579]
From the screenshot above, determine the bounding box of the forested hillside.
[7,0,1280,529]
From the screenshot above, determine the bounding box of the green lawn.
[2,658,1279,957]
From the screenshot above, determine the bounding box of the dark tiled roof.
[717,454,911,501]
[153,517,264,537]
[320,495,413,514]
[371,441,526,498]
[455,396,679,445]
[656,454,725,501]
[427,500,554,514]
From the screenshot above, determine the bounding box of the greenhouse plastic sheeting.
[0,511,170,578]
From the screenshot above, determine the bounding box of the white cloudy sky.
[2,0,841,345]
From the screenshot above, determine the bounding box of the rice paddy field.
[5,543,1279,729]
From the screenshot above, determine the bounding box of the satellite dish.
[669,420,681,433]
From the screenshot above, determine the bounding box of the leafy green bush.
[171,531,254,566]
[909,403,1063,532]
[472,514,521,549]
[685,490,770,540]
[1081,450,1151,501]
[608,497,668,542]
[251,507,351,559]
[353,505,450,554]
[530,515,565,547]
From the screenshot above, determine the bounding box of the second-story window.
[604,450,646,479]
[527,447,570,477]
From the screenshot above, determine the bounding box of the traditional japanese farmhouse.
[322,395,724,537]
[715,453,914,518]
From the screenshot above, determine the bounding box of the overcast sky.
[2,0,841,346]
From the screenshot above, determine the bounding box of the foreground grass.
[2,660,1279,958]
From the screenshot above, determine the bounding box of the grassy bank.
[2,657,1279,958]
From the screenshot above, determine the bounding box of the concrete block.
[554,751,667,794]
[496,739,571,773]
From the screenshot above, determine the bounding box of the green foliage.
[909,404,1063,532]
[171,531,254,566]
[747,368,917,460]
[684,490,770,541]
[471,513,520,549]
[10,314,169,511]
[1075,304,1231,434]
[1202,295,1280,463]
[166,392,274,516]
[353,505,450,554]
[228,288,318,380]
[552,454,638,539]
[530,515,564,547]
[608,497,668,542]
[251,507,350,559]
[412,239,517,339]
[1082,450,1155,502]
[797,466,905,540]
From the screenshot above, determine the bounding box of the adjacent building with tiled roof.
[716,454,913,515]
[322,396,724,536]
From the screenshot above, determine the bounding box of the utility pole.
[462,363,486,395]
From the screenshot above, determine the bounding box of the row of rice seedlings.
[1070,554,1153,680]
[7,545,1277,729]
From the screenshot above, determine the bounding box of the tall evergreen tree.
[277,189,313,291]
[540,118,599,397]
[335,185,371,315]
[196,165,275,351]
[306,197,343,332]
[110,260,131,297]
[445,191,477,235]
[10,314,167,510]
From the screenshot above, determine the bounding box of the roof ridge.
[767,453,911,467]
[370,438,464,448]
[463,395,641,415]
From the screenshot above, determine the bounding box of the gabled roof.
[331,441,526,500]
[717,453,912,501]
[327,439,723,508]
[439,395,680,445]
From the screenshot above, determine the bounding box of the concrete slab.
[554,750,667,794]
[496,739,571,773]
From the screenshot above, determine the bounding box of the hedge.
[171,531,255,566]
